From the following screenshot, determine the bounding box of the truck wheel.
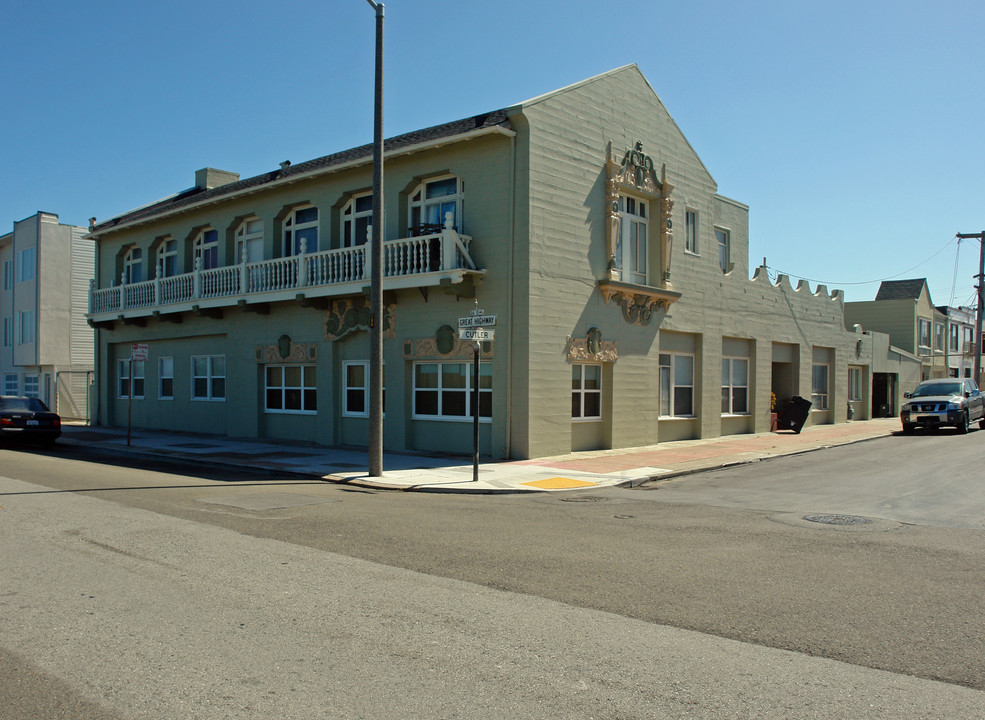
[902,423,915,434]
[957,412,969,434]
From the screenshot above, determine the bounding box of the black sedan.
[0,396,62,445]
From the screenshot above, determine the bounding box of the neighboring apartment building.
[935,304,979,380]
[1,212,94,418]
[85,65,919,459]
[844,279,949,386]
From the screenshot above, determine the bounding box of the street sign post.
[458,308,498,482]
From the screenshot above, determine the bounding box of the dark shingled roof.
[93,108,513,233]
[874,279,928,301]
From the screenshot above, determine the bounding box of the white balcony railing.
[89,217,476,320]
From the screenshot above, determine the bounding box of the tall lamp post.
[366,0,384,476]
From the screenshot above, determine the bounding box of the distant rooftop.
[874,279,928,302]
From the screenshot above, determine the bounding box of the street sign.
[460,328,494,342]
[458,314,497,328]
[468,308,487,316]
[131,343,149,362]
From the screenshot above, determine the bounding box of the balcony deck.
[88,226,481,325]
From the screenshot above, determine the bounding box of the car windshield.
[0,397,49,412]
[911,383,962,398]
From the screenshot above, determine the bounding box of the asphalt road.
[1,434,983,718]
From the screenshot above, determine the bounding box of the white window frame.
[342,361,386,417]
[193,228,219,270]
[118,359,145,399]
[16,247,35,282]
[949,323,960,352]
[123,246,142,284]
[156,237,178,277]
[235,217,264,262]
[159,356,174,399]
[3,373,18,395]
[17,310,35,345]
[848,367,863,402]
[684,210,698,255]
[812,363,830,411]
[342,194,374,248]
[934,322,945,352]
[721,357,749,415]
[191,355,225,401]
[22,375,39,398]
[283,205,319,256]
[918,318,932,352]
[2,259,12,289]
[409,176,463,233]
[616,195,648,285]
[964,326,974,352]
[716,227,730,273]
[660,353,695,418]
[264,364,317,414]
[571,363,603,421]
[412,361,491,421]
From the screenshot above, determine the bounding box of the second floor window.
[410,176,462,234]
[235,218,264,263]
[157,238,177,277]
[918,318,931,351]
[685,210,698,254]
[950,323,960,352]
[194,229,219,270]
[934,323,945,352]
[342,194,373,247]
[616,195,647,285]
[716,227,730,273]
[283,206,318,256]
[123,246,142,284]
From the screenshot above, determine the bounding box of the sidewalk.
[57,417,901,494]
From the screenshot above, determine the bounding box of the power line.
[771,236,958,288]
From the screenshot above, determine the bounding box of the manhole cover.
[803,513,871,526]
[560,495,607,503]
[613,514,635,519]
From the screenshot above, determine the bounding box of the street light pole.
[367,0,384,476]
[956,231,985,384]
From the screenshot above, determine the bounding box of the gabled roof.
[91,109,513,235]
[874,279,929,302]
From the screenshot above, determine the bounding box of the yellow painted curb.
[522,477,598,490]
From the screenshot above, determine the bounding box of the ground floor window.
[3,373,17,395]
[118,359,144,399]
[413,362,491,420]
[22,375,39,398]
[343,361,385,417]
[192,355,225,400]
[812,363,830,410]
[848,367,862,402]
[159,357,174,399]
[721,357,749,414]
[660,353,694,417]
[571,363,602,420]
[265,364,316,413]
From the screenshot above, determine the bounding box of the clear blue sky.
[3,0,982,305]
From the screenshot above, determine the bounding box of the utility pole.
[366,0,384,476]
[956,231,985,384]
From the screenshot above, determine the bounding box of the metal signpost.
[128,343,148,447]
[458,309,495,482]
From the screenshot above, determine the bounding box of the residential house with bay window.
[86,65,919,459]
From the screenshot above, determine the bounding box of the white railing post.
[365,225,373,281]
[240,245,249,293]
[119,271,127,309]
[89,278,95,314]
[154,261,162,305]
[441,211,456,269]
[193,256,202,299]
[297,237,308,288]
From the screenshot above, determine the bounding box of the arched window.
[409,176,463,235]
[156,237,177,277]
[123,246,143,284]
[283,206,318,256]
[341,194,373,247]
[235,217,264,263]
[193,229,219,270]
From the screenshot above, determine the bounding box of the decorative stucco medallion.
[324,297,396,341]
[402,336,493,360]
[566,330,617,362]
[256,340,317,363]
